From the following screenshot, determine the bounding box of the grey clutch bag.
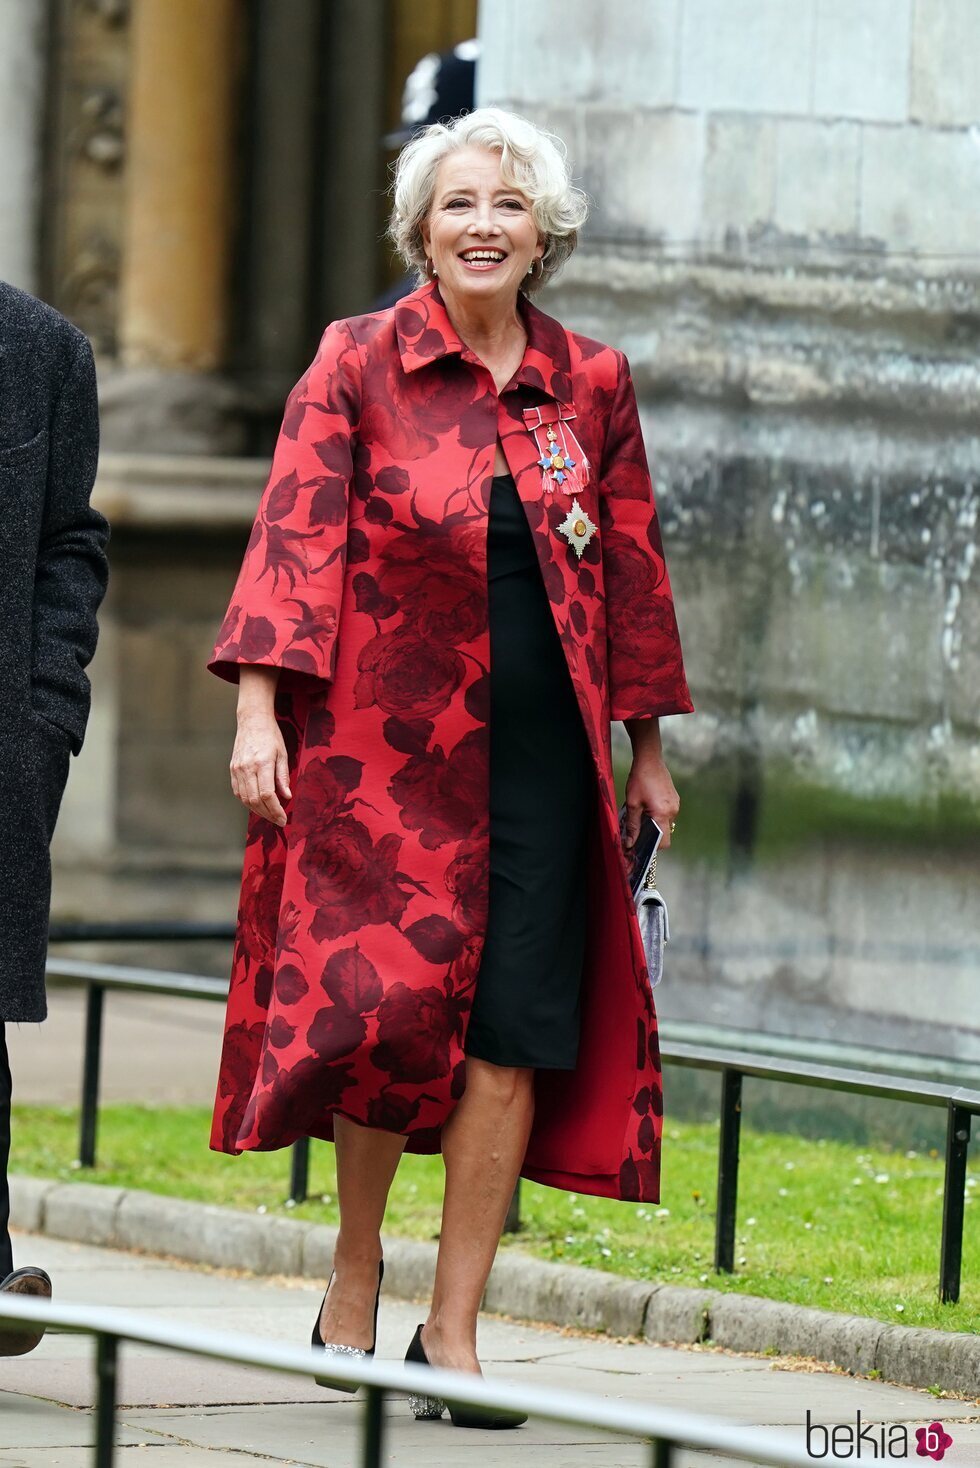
[618,803,670,989]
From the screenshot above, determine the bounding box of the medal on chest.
[557,497,598,559]
[521,405,597,557]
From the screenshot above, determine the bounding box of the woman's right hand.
[230,666,291,826]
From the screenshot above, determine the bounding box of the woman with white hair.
[208,106,693,1428]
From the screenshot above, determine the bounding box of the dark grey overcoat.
[0,281,109,1023]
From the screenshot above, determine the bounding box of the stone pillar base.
[97,366,248,455]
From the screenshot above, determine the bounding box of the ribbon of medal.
[521,406,597,560]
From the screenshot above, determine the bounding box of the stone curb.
[10,1175,979,1395]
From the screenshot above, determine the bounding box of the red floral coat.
[208,280,693,1203]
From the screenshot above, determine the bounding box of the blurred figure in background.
[0,282,109,1354]
[369,39,479,311]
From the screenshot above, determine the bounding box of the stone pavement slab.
[0,1234,978,1466]
[6,986,224,1106]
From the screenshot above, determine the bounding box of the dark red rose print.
[238,862,286,968]
[376,523,486,646]
[403,914,465,964]
[290,755,363,836]
[370,981,463,1083]
[367,1089,422,1131]
[382,715,434,756]
[218,1021,265,1102]
[238,614,277,662]
[444,831,489,937]
[265,470,301,522]
[307,1002,367,1060]
[207,284,693,1204]
[274,963,308,1005]
[388,729,488,851]
[354,626,465,718]
[319,944,384,1014]
[298,815,412,942]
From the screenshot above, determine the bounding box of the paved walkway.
[7,986,224,1106]
[1,1235,978,1467]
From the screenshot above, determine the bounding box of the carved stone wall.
[42,0,129,353]
[478,0,980,1065]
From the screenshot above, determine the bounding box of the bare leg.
[422,1057,535,1371]
[317,1115,407,1348]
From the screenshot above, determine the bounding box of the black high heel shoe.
[404,1322,527,1429]
[311,1259,384,1392]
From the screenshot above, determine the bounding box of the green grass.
[11,1105,978,1336]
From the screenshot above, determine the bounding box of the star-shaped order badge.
[558,497,597,559]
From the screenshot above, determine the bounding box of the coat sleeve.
[208,319,361,688]
[33,329,110,754]
[598,351,694,722]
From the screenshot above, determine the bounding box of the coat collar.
[394,279,573,405]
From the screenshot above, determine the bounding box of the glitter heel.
[404,1323,527,1429]
[311,1259,383,1392]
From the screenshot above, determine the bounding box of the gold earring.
[426,257,438,280]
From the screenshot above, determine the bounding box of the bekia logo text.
[806,1409,954,1459]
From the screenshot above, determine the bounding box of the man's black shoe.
[0,1267,52,1356]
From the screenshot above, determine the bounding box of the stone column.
[104,0,242,451]
[0,0,46,292]
[118,0,238,370]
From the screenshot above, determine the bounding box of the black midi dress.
[464,472,596,1071]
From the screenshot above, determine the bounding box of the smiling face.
[420,145,545,307]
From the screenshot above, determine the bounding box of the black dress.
[464,472,596,1071]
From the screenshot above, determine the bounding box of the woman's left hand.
[622,749,680,852]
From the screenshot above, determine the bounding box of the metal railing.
[46,924,978,1303]
[0,1292,822,1468]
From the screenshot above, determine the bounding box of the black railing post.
[714,1067,742,1274]
[94,1334,118,1468]
[289,1137,310,1204]
[361,1385,386,1468]
[939,1103,971,1304]
[79,984,106,1168]
[652,1437,674,1467]
[503,1178,522,1233]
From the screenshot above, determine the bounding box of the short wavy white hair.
[387,106,589,295]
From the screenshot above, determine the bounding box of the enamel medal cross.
[537,425,575,487]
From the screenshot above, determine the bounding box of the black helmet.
[383,40,479,149]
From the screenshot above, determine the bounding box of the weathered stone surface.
[644,1285,719,1344]
[910,0,980,128]
[382,1238,439,1303]
[678,0,814,115]
[812,0,911,122]
[874,1322,980,1395]
[115,1191,307,1277]
[299,1224,339,1284]
[478,0,679,110]
[773,119,861,239]
[580,108,703,244]
[709,1295,882,1375]
[702,115,778,243]
[484,1255,654,1337]
[861,125,980,259]
[7,1175,59,1235]
[43,1183,124,1249]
